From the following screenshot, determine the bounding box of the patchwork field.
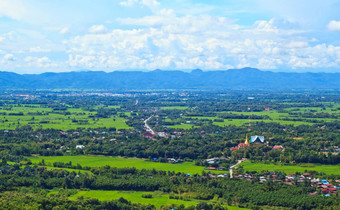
[29,155,228,175]
[0,105,131,130]
[240,160,340,175]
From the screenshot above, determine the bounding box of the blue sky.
[0,0,339,73]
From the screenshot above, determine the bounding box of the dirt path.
[229,158,246,178]
[144,115,156,135]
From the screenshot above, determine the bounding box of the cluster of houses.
[207,170,340,196]
[142,131,182,140]
[311,179,340,196]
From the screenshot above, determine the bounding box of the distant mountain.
[0,68,339,89]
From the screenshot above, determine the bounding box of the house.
[309,192,318,196]
[206,158,222,164]
[143,132,156,140]
[273,145,284,151]
[321,179,329,185]
[167,158,182,164]
[287,174,295,179]
[157,132,167,138]
[311,178,319,183]
[207,167,217,170]
[76,145,85,149]
[302,173,312,177]
[230,143,249,151]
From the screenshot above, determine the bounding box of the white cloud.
[2,54,15,63]
[120,0,139,7]
[120,0,160,11]
[120,0,159,7]
[140,0,160,7]
[285,41,309,49]
[29,46,51,53]
[25,56,57,68]
[65,15,340,71]
[328,20,340,31]
[256,0,340,26]
[89,25,108,33]
[0,0,31,21]
[59,27,70,34]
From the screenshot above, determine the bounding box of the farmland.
[240,161,340,175]
[0,104,131,130]
[29,155,227,175]
[160,107,339,129]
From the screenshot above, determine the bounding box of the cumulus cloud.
[2,54,15,63]
[29,46,51,53]
[120,0,159,7]
[64,14,340,71]
[89,25,108,33]
[25,56,57,68]
[59,27,70,34]
[328,20,340,31]
[120,0,160,12]
[0,0,30,21]
[120,0,138,7]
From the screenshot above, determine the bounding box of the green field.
[67,190,243,209]
[29,156,228,175]
[160,106,189,110]
[240,161,340,175]
[70,190,199,208]
[5,161,93,174]
[0,105,131,130]
[168,124,197,129]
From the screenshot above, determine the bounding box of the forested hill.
[1,68,340,89]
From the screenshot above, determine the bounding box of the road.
[229,158,246,178]
[144,115,156,135]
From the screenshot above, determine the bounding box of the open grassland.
[240,160,340,175]
[68,190,243,209]
[69,190,240,209]
[214,110,333,126]
[70,190,199,208]
[29,156,227,175]
[168,124,197,129]
[0,105,131,130]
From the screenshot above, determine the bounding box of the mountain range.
[0,68,339,89]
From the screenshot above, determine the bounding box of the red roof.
[238,143,249,147]
[143,132,153,137]
[273,145,284,150]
